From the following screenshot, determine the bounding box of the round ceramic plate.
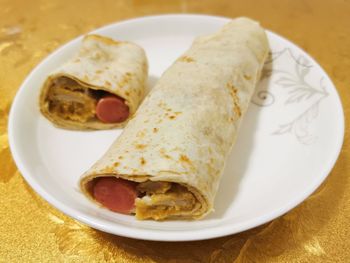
[9,14,344,241]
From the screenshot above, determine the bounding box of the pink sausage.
[96,95,129,123]
[93,177,137,214]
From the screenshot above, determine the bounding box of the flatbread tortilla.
[39,34,148,130]
[80,18,269,220]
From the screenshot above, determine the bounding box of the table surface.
[1,0,349,262]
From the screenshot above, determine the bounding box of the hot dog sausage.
[96,96,129,123]
[93,177,137,214]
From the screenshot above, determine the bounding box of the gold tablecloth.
[1,0,349,262]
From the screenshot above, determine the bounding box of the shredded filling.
[135,181,196,220]
[47,77,108,122]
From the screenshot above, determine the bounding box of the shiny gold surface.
[1,0,349,262]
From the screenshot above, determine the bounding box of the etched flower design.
[272,51,329,144]
[254,48,329,145]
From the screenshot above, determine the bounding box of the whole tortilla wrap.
[39,34,148,130]
[80,17,269,220]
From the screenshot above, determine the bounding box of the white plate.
[8,14,344,241]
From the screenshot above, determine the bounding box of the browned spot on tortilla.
[227,84,242,118]
[135,144,147,150]
[142,62,147,72]
[170,147,182,153]
[118,72,133,87]
[159,148,172,159]
[168,112,181,120]
[227,83,233,90]
[102,165,114,173]
[179,56,195,63]
[215,134,224,145]
[74,58,80,63]
[180,154,191,164]
[125,91,130,96]
[105,80,112,87]
[206,163,217,175]
[203,126,212,136]
[166,108,172,112]
[113,162,120,167]
[179,154,196,172]
[95,69,103,74]
[118,156,123,160]
[140,157,146,165]
[137,130,145,138]
[153,127,159,133]
[157,101,166,108]
[244,74,252,80]
[233,102,242,118]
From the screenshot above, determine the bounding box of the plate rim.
[8,14,345,241]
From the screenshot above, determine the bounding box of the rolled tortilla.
[39,34,148,130]
[80,18,269,220]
